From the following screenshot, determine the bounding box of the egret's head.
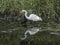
[21,10,27,13]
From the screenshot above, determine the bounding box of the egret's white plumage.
[22,10,42,21]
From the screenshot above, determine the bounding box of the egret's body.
[22,10,42,21]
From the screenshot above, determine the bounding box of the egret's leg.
[29,21,34,27]
[37,21,42,28]
[21,20,27,27]
[32,21,37,27]
[34,21,41,27]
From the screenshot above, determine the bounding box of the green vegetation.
[0,0,60,24]
[0,0,60,30]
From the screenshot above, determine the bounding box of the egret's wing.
[29,14,37,18]
[29,14,41,21]
[30,14,42,21]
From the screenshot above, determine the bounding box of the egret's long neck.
[24,11,29,19]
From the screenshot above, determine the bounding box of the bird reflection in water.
[21,27,41,40]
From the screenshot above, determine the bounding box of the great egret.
[21,27,40,40]
[21,10,42,21]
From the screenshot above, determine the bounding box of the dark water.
[0,27,60,45]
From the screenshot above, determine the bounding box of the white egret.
[21,10,42,21]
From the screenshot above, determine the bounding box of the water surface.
[0,27,60,45]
